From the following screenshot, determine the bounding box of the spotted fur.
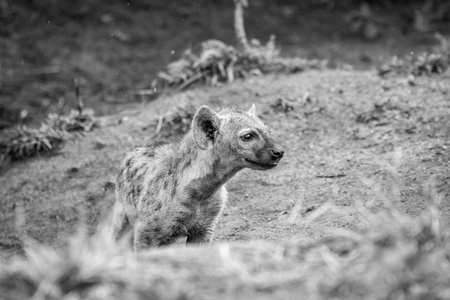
[112,105,284,251]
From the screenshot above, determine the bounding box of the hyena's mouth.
[245,158,278,169]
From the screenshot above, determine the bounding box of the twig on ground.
[24,65,61,77]
[316,174,347,179]
[177,72,207,92]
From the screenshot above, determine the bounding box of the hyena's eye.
[241,133,254,141]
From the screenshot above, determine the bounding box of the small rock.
[67,166,79,174]
[93,140,107,150]
[103,181,116,192]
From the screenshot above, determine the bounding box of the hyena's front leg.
[133,218,179,251]
[186,217,219,244]
[187,191,226,244]
[186,227,214,244]
[133,219,163,251]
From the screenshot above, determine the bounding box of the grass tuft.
[48,108,97,133]
[0,108,96,165]
[156,39,327,91]
[378,34,450,77]
[0,124,67,162]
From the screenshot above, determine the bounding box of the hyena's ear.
[248,104,256,116]
[192,106,221,150]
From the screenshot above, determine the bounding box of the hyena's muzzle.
[245,136,284,170]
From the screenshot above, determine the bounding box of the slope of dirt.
[1,69,449,261]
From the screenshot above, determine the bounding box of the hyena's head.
[192,105,284,170]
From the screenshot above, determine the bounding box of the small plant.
[0,107,96,164]
[48,108,97,132]
[152,105,195,139]
[378,34,449,76]
[0,122,67,162]
[270,97,295,113]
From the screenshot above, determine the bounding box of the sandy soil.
[1,69,449,261]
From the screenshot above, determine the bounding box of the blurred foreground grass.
[0,179,448,300]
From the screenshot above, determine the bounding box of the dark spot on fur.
[171,178,177,198]
[135,173,144,184]
[183,159,192,169]
[153,172,165,184]
[125,157,132,168]
[179,148,195,170]
[154,226,161,233]
[182,201,196,211]
[143,147,155,157]
[117,173,124,189]
[155,202,162,210]
[131,185,141,198]
[175,215,189,228]
[145,188,154,201]
[167,155,182,176]
[127,168,138,182]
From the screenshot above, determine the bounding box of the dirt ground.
[1,0,450,263]
[1,69,450,261]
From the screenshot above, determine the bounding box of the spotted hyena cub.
[113,104,284,250]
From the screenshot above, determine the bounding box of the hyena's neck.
[176,133,241,200]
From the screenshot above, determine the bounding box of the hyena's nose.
[271,149,284,159]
